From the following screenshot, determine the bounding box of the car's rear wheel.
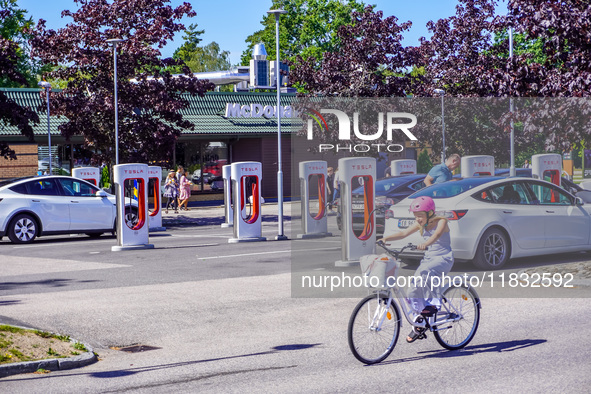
[8,214,39,244]
[473,227,510,270]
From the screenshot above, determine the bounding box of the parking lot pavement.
[161,201,295,228]
[1,200,591,386]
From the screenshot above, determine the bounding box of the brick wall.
[0,143,38,181]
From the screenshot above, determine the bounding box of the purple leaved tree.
[30,0,215,164]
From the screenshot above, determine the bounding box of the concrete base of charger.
[335,259,360,267]
[228,237,266,243]
[111,244,155,251]
[297,232,332,239]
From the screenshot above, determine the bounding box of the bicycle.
[347,241,482,364]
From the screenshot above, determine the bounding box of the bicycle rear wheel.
[348,293,401,364]
[433,286,480,350]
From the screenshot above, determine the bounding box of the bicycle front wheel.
[348,293,401,364]
[433,286,480,350]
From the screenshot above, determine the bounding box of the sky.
[18,0,509,66]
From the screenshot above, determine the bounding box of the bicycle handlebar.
[376,241,417,258]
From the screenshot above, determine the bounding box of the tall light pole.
[509,26,516,176]
[106,38,125,165]
[434,88,446,163]
[38,81,52,174]
[268,9,287,241]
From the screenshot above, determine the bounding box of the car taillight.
[436,210,468,220]
[385,209,394,219]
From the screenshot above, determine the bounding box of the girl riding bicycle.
[379,196,454,343]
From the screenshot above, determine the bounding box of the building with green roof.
[0,88,305,197]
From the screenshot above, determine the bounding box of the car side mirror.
[96,190,109,198]
[575,197,585,206]
[575,191,591,204]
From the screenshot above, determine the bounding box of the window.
[489,182,531,204]
[472,190,493,203]
[409,181,425,191]
[56,178,99,197]
[9,183,27,194]
[22,179,61,196]
[411,177,498,199]
[528,182,573,205]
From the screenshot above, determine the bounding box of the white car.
[0,176,138,243]
[383,177,591,269]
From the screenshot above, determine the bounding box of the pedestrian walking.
[179,170,192,211]
[163,170,179,214]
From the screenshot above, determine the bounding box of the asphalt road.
[1,204,590,392]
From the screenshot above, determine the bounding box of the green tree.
[174,41,231,73]
[171,24,232,91]
[30,0,215,164]
[240,0,366,66]
[0,0,37,88]
[417,149,433,174]
[171,23,204,69]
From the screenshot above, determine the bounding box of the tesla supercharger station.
[532,153,562,187]
[297,161,331,239]
[111,163,154,251]
[228,161,266,243]
[461,155,495,177]
[72,167,100,186]
[335,157,376,267]
[221,164,233,228]
[148,166,165,232]
[391,159,416,176]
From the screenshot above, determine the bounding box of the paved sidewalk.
[161,201,297,228]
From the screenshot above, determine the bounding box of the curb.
[0,326,97,378]
[0,348,97,378]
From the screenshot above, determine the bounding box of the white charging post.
[390,159,417,176]
[72,167,101,186]
[221,164,233,228]
[461,155,495,177]
[111,163,154,251]
[228,161,266,243]
[148,166,165,232]
[532,153,562,187]
[335,157,376,267]
[297,160,331,239]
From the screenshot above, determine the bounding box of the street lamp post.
[434,88,446,163]
[106,38,125,165]
[267,9,288,241]
[509,26,516,177]
[38,81,52,174]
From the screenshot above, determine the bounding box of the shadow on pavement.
[0,343,321,382]
[375,338,547,366]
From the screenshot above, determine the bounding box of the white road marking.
[197,247,339,260]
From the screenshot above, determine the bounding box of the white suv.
[0,176,137,243]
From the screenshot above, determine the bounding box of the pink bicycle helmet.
[409,196,435,213]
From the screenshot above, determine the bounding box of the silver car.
[0,176,137,243]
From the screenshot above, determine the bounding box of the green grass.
[0,325,25,334]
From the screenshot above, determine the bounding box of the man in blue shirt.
[424,154,460,186]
